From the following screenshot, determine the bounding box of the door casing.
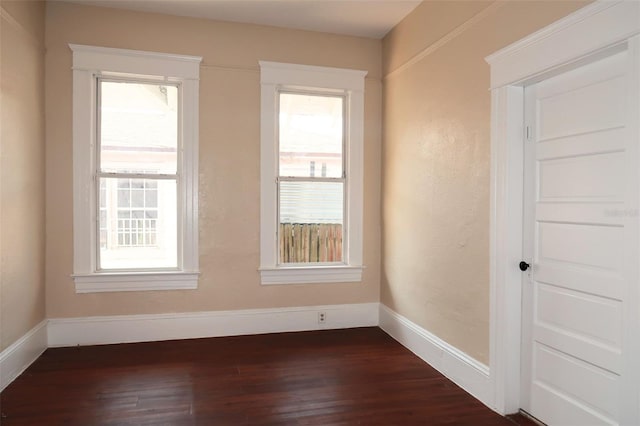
[486,0,640,416]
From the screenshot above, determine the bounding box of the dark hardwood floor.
[0,328,537,425]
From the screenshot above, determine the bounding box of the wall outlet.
[318,311,326,324]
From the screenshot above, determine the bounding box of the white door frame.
[486,0,640,415]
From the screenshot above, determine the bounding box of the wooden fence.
[279,223,342,263]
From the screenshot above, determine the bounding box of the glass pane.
[279,93,343,178]
[99,178,177,270]
[117,189,130,207]
[99,80,178,174]
[131,189,144,208]
[145,188,157,206]
[279,181,343,264]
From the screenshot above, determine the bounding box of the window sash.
[96,76,181,176]
[277,90,347,179]
[277,177,347,266]
[95,174,180,272]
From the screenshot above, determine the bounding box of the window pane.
[117,188,130,207]
[99,81,178,174]
[131,189,144,208]
[279,181,343,264]
[279,93,343,178]
[145,187,157,206]
[99,178,177,270]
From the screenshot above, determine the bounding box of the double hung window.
[71,45,201,293]
[259,61,367,284]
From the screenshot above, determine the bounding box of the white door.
[521,47,639,426]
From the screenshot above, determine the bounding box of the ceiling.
[65,0,422,39]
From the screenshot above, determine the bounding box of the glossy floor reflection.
[1,328,539,425]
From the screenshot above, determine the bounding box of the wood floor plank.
[1,328,532,425]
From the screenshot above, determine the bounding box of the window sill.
[259,265,363,285]
[72,271,199,293]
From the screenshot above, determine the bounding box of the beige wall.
[45,2,382,318]
[381,0,590,364]
[0,0,47,351]
[4,0,594,362]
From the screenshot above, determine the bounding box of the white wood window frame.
[70,44,202,293]
[259,61,367,285]
[485,0,640,415]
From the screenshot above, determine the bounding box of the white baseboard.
[48,303,379,347]
[0,320,48,392]
[5,304,493,414]
[379,304,494,410]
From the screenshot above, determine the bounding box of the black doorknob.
[519,261,530,271]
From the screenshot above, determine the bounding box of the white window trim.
[258,61,367,285]
[70,44,201,293]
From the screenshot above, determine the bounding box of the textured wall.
[381,0,590,364]
[0,0,47,350]
[45,2,382,318]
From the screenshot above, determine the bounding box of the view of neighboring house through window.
[278,92,344,264]
[98,80,178,270]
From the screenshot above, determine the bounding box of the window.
[279,92,345,264]
[259,61,367,284]
[71,45,201,293]
[98,80,178,270]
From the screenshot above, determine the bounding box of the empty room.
[1,0,639,424]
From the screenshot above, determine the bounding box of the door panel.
[536,283,622,350]
[538,75,625,139]
[521,49,637,425]
[534,325,621,376]
[535,51,627,141]
[536,128,626,161]
[532,344,620,425]
[538,152,624,201]
[535,344,620,418]
[537,222,623,270]
[536,203,624,227]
